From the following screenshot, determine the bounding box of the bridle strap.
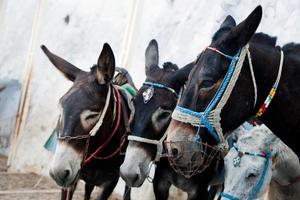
[128,125,168,162]
[57,85,112,140]
[127,81,178,162]
[89,85,112,136]
[219,192,239,200]
[84,85,122,163]
[143,81,179,97]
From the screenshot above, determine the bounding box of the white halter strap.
[89,85,111,136]
[127,131,168,162]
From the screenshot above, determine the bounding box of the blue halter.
[174,48,241,143]
[143,81,179,97]
[220,144,271,200]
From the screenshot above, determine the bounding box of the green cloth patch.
[121,83,136,96]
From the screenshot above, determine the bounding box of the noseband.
[220,143,271,200]
[127,81,178,162]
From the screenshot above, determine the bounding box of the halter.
[57,84,126,164]
[172,45,284,152]
[172,45,249,149]
[220,143,271,200]
[127,81,178,162]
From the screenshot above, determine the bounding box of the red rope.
[83,85,122,164]
[66,188,70,200]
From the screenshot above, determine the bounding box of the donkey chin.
[120,142,152,187]
[49,141,83,187]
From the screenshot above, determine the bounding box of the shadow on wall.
[0,80,21,156]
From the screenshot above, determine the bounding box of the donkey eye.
[246,172,258,179]
[201,80,214,88]
[85,113,99,120]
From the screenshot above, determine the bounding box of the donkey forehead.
[60,81,105,111]
[226,148,265,169]
[146,68,175,84]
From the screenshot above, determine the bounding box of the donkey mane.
[162,62,179,71]
[251,32,277,47]
[282,42,300,54]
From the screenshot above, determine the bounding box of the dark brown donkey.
[120,40,221,200]
[167,5,300,170]
[41,43,133,200]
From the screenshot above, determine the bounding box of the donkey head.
[120,40,193,187]
[222,125,276,199]
[166,6,263,168]
[42,43,115,187]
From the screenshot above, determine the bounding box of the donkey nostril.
[132,174,139,184]
[171,148,179,157]
[63,169,70,180]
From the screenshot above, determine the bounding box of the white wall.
[1,0,300,198]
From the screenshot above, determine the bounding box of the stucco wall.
[1,0,300,198]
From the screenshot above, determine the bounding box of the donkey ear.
[219,15,236,29]
[145,39,159,75]
[96,43,115,85]
[172,62,194,88]
[225,6,262,47]
[41,45,84,81]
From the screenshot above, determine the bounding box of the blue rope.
[205,50,240,114]
[247,153,271,200]
[220,192,240,200]
[143,82,178,97]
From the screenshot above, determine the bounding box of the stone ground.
[0,155,186,200]
[0,155,121,200]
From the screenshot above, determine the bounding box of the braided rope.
[143,82,178,97]
[128,130,168,162]
[255,50,284,117]
[208,45,249,145]
[247,49,258,107]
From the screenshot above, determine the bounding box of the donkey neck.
[249,43,300,156]
[273,140,300,182]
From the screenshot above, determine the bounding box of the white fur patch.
[80,109,100,129]
[50,141,83,186]
[120,142,152,187]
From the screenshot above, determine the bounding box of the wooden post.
[7,0,44,167]
[119,0,141,68]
